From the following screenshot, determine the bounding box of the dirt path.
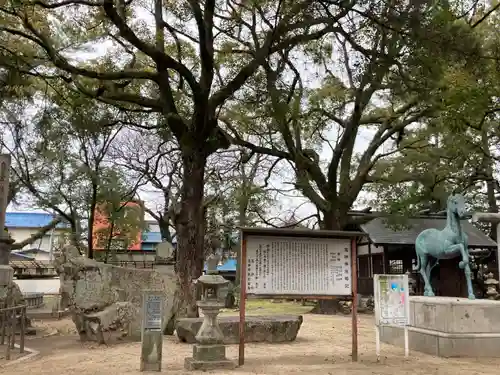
[2,314,500,374]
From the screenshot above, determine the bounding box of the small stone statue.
[484,272,499,300]
[415,194,475,299]
[206,253,220,275]
[405,270,417,296]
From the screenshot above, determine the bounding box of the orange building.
[92,200,143,251]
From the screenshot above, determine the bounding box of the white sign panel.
[374,274,410,326]
[143,292,163,331]
[245,236,352,296]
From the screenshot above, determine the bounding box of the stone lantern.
[184,254,236,370]
[484,272,499,300]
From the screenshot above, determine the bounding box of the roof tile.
[361,217,497,248]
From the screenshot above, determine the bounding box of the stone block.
[193,344,226,361]
[380,296,500,357]
[184,357,236,371]
[140,329,163,371]
[380,325,500,357]
[176,315,303,344]
[410,296,500,333]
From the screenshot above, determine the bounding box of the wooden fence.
[0,304,27,360]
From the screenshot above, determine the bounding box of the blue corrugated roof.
[17,248,50,254]
[141,231,177,244]
[141,231,161,243]
[203,258,237,272]
[10,252,35,261]
[6,212,69,229]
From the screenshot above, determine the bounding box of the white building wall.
[357,243,383,255]
[147,223,160,232]
[8,228,66,252]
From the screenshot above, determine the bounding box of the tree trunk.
[158,216,172,243]
[87,183,98,259]
[104,221,116,264]
[170,149,207,320]
[311,208,348,315]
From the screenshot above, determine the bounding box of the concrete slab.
[380,296,500,357]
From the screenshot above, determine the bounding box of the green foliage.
[365,10,500,217]
[0,85,142,251]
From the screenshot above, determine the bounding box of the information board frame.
[373,274,410,358]
[142,290,164,331]
[238,227,366,366]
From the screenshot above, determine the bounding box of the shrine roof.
[360,217,497,248]
[240,227,366,239]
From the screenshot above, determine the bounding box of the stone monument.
[415,193,474,299]
[140,290,164,372]
[184,253,236,370]
[0,154,15,303]
[54,245,176,343]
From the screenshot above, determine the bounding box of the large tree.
[222,0,496,312]
[0,0,347,315]
[227,0,492,229]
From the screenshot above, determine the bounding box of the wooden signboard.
[238,228,365,366]
[245,236,352,296]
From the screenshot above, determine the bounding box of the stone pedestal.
[0,236,14,267]
[380,296,500,357]
[184,301,236,370]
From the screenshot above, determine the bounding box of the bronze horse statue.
[415,194,474,299]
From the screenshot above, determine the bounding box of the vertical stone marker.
[0,154,14,285]
[140,290,164,372]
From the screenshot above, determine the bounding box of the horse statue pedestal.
[379,296,500,357]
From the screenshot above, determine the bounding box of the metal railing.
[106,260,155,269]
[23,293,44,309]
[0,304,27,360]
[27,293,66,319]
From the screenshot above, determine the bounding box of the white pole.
[404,327,409,357]
[375,325,380,360]
[404,274,410,357]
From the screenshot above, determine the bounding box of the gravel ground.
[2,313,500,375]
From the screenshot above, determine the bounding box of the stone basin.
[176,315,303,344]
